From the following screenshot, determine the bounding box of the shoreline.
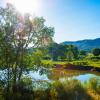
[54,63,100,72]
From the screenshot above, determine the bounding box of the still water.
[0,68,100,89]
[26,69,100,83]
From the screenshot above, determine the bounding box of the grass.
[34,79,92,100]
[87,90,100,100]
[88,60,100,68]
[33,77,100,100]
[42,60,67,65]
[41,59,100,69]
[0,76,100,100]
[84,77,100,100]
[31,78,100,100]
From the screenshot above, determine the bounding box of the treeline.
[40,43,100,61]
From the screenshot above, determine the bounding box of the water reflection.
[27,69,100,82]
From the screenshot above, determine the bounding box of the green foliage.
[85,53,100,67]
[92,48,100,56]
[0,4,54,98]
[34,79,91,100]
[79,50,87,59]
[79,50,87,55]
[32,49,44,66]
[72,61,88,66]
[66,45,79,60]
[47,44,79,61]
[41,60,54,68]
[88,56,100,61]
[48,43,66,61]
[66,50,74,61]
[88,77,100,94]
[19,77,33,89]
[1,76,100,100]
[0,3,100,100]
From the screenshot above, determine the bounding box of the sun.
[7,0,41,14]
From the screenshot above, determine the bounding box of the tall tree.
[0,3,54,93]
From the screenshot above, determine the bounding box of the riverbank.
[42,60,100,72]
[56,63,100,72]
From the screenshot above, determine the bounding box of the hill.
[61,38,100,51]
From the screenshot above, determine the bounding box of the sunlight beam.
[7,0,41,14]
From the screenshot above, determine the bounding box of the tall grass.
[1,77,100,100]
[34,79,91,100]
[84,77,100,94]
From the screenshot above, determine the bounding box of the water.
[26,69,100,83]
[26,71,49,80]
[1,69,100,82]
[74,74,98,82]
[0,68,100,89]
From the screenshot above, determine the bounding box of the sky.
[0,0,100,43]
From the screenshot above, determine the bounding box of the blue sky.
[0,0,100,43]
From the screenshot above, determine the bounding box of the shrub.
[29,79,91,100]
[88,77,100,94]
[50,79,91,100]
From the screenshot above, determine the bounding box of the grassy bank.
[41,60,100,71]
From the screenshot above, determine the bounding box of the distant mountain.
[61,38,100,51]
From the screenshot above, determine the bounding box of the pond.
[0,68,100,89]
[0,68,100,88]
[26,68,100,83]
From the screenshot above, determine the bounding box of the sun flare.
[7,0,41,14]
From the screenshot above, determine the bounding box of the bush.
[49,79,91,100]
[32,79,91,100]
[88,77,100,94]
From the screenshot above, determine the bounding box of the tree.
[66,45,79,61]
[48,43,59,61]
[0,3,54,94]
[32,49,44,67]
[66,50,74,61]
[57,44,67,60]
[92,48,100,56]
[79,50,86,56]
[79,50,87,59]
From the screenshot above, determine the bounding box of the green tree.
[32,49,44,66]
[0,3,54,95]
[48,43,59,61]
[79,50,87,59]
[47,43,67,61]
[66,50,74,61]
[79,50,87,56]
[92,48,100,56]
[66,45,79,61]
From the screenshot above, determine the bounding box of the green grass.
[33,78,100,100]
[41,59,100,69]
[41,60,69,68]
[88,60,100,68]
